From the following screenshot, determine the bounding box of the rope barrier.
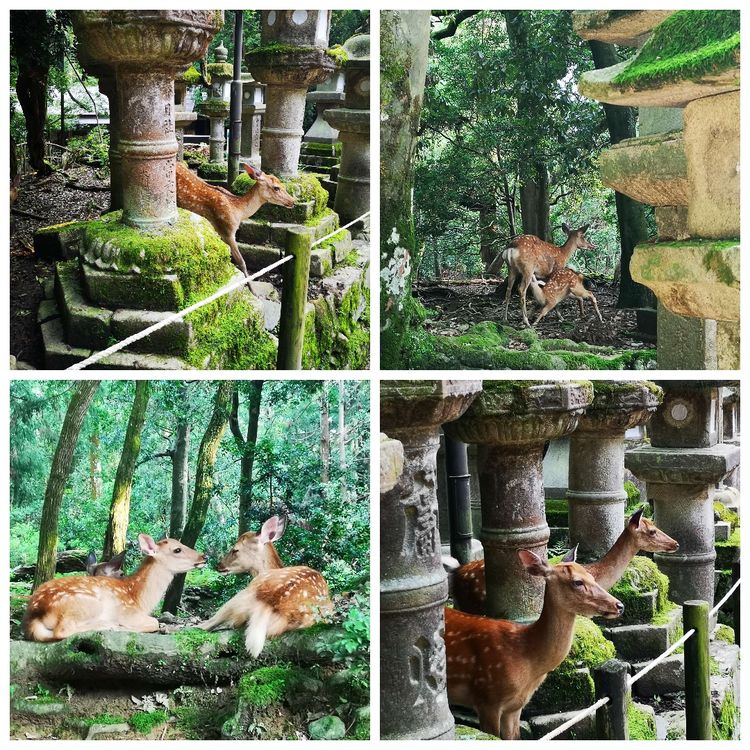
[538,697,610,742]
[66,209,370,370]
[627,628,695,688]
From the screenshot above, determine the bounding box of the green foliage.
[714,500,740,530]
[67,125,110,169]
[628,700,657,740]
[130,710,168,735]
[713,689,738,740]
[83,712,128,727]
[238,665,298,707]
[197,161,229,180]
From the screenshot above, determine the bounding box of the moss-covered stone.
[197,161,229,180]
[713,688,738,740]
[178,66,201,85]
[174,628,221,658]
[714,500,739,531]
[715,528,740,569]
[198,98,230,117]
[237,665,300,707]
[628,700,657,739]
[206,62,234,78]
[609,556,671,623]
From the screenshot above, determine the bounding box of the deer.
[452,507,678,615]
[445,547,624,739]
[176,161,296,278]
[197,515,333,657]
[86,550,126,578]
[528,267,603,326]
[500,223,596,327]
[23,534,207,642]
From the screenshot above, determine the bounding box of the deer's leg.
[198,590,250,631]
[532,301,555,327]
[577,297,585,318]
[500,709,523,740]
[226,235,250,278]
[476,703,502,738]
[117,613,160,633]
[589,292,603,322]
[519,277,532,327]
[503,264,517,322]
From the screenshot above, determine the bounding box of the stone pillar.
[72,11,223,231]
[444,381,592,622]
[198,43,233,165]
[304,70,345,143]
[241,73,266,168]
[174,67,199,162]
[323,31,370,226]
[467,444,482,543]
[625,382,740,606]
[247,10,337,178]
[380,380,481,741]
[567,382,662,559]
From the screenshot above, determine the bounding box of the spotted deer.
[176,162,296,278]
[23,535,206,642]
[501,223,596,326]
[198,515,333,656]
[445,547,624,739]
[452,507,678,615]
[86,550,126,578]
[528,267,603,326]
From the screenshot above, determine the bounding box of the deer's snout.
[194,554,208,568]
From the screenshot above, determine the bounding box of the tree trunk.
[33,381,100,591]
[588,40,654,310]
[163,381,233,614]
[337,380,347,499]
[88,432,101,503]
[170,420,191,539]
[479,204,499,269]
[380,11,431,366]
[12,550,90,580]
[15,65,51,175]
[102,382,151,560]
[320,384,330,484]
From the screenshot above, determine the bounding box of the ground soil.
[415,276,653,351]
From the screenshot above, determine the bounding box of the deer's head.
[217,515,288,575]
[244,164,296,208]
[86,550,126,578]
[562,223,596,251]
[626,507,680,554]
[138,534,207,574]
[519,547,624,620]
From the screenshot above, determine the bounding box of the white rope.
[710,578,740,617]
[66,254,293,371]
[627,628,695,687]
[538,697,610,741]
[311,211,370,248]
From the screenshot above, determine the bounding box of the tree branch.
[432,10,480,40]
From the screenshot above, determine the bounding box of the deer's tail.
[529,276,547,306]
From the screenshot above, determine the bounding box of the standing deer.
[445,547,624,739]
[501,223,596,326]
[23,534,207,642]
[528,267,603,326]
[452,507,678,615]
[86,550,126,578]
[176,162,296,278]
[198,515,333,656]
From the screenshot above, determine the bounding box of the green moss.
[125,636,145,658]
[231,171,329,217]
[178,66,202,85]
[37,220,88,234]
[713,688,738,740]
[714,500,740,530]
[628,700,657,740]
[304,142,342,157]
[703,246,740,287]
[609,556,671,623]
[304,207,339,230]
[197,161,229,180]
[613,11,740,89]
[198,98,230,117]
[238,665,297,707]
[206,62,234,78]
[714,623,735,644]
[84,712,128,727]
[623,481,643,515]
[715,528,740,568]
[326,44,349,66]
[130,710,169,735]
[174,628,220,657]
[247,43,346,66]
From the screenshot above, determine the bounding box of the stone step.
[41,316,92,369]
[631,654,684,697]
[599,132,688,206]
[238,211,340,246]
[255,198,315,224]
[603,605,682,661]
[237,242,282,272]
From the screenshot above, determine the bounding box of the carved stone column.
[567,382,662,558]
[625,381,740,605]
[445,381,592,622]
[198,43,233,169]
[380,380,481,741]
[241,72,266,169]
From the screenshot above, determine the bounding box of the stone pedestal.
[380,380,481,741]
[444,381,592,622]
[241,73,266,168]
[568,382,662,558]
[625,382,740,606]
[304,70,344,143]
[247,11,337,178]
[323,32,370,227]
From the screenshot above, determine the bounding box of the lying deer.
[452,506,678,615]
[23,534,206,642]
[198,515,333,656]
[501,223,596,327]
[176,162,296,278]
[86,550,126,578]
[445,547,623,739]
[528,267,603,326]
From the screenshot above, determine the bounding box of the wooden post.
[732,561,740,646]
[445,435,473,565]
[684,600,712,739]
[593,659,629,740]
[277,229,312,370]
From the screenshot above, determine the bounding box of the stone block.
[96,351,191,370]
[248,281,279,301]
[310,247,332,277]
[331,233,353,263]
[380,433,404,493]
[639,107,683,137]
[55,263,113,349]
[82,264,184,312]
[41,318,92,370]
[110,309,192,356]
[631,654,684,697]
[714,521,731,542]
[37,299,60,325]
[255,297,281,331]
[237,242,282,272]
[236,219,272,245]
[603,607,681,660]
[256,199,314,224]
[525,708,595,740]
[655,206,689,241]
[34,222,85,261]
[685,91,739,238]
[656,304,717,370]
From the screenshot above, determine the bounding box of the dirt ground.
[415,277,653,351]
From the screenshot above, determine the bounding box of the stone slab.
[95,351,191,370]
[55,263,113,349]
[248,281,279,301]
[631,654,684,697]
[110,309,192,357]
[624,443,740,485]
[714,521,731,542]
[82,264,184,312]
[603,606,681,661]
[237,242,282,272]
[255,297,281,331]
[310,247,332,277]
[37,299,60,325]
[34,222,85,261]
[41,318,93,370]
[525,708,596,740]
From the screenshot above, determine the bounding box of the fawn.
[198,515,333,656]
[452,507,678,615]
[23,534,206,642]
[528,267,603,326]
[86,550,126,578]
[176,162,296,278]
[501,223,595,326]
[445,547,623,739]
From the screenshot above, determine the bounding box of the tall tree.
[33,381,100,590]
[163,381,233,614]
[102,382,151,559]
[229,380,264,535]
[320,383,331,483]
[588,40,654,310]
[169,384,192,539]
[380,10,432,366]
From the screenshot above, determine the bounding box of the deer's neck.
[255,543,285,575]
[127,557,176,613]
[557,237,578,265]
[523,588,579,676]
[586,529,637,590]
[236,185,266,223]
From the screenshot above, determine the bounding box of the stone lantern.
[323,30,370,227]
[241,72,266,169]
[246,10,339,177]
[174,66,199,162]
[198,43,233,168]
[304,70,345,144]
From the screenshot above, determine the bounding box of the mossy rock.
[130,710,169,735]
[608,556,671,623]
[198,99,230,117]
[628,700,657,740]
[715,528,740,569]
[197,162,229,180]
[206,62,234,78]
[714,500,739,531]
[178,66,201,85]
[623,481,644,516]
[713,688,738,740]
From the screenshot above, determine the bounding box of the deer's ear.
[629,506,645,528]
[562,545,578,563]
[138,533,159,557]
[110,550,126,568]
[86,551,97,567]
[518,549,550,577]
[259,515,287,544]
[580,224,590,233]
[243,163,263,180]
[562,222,571,234]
